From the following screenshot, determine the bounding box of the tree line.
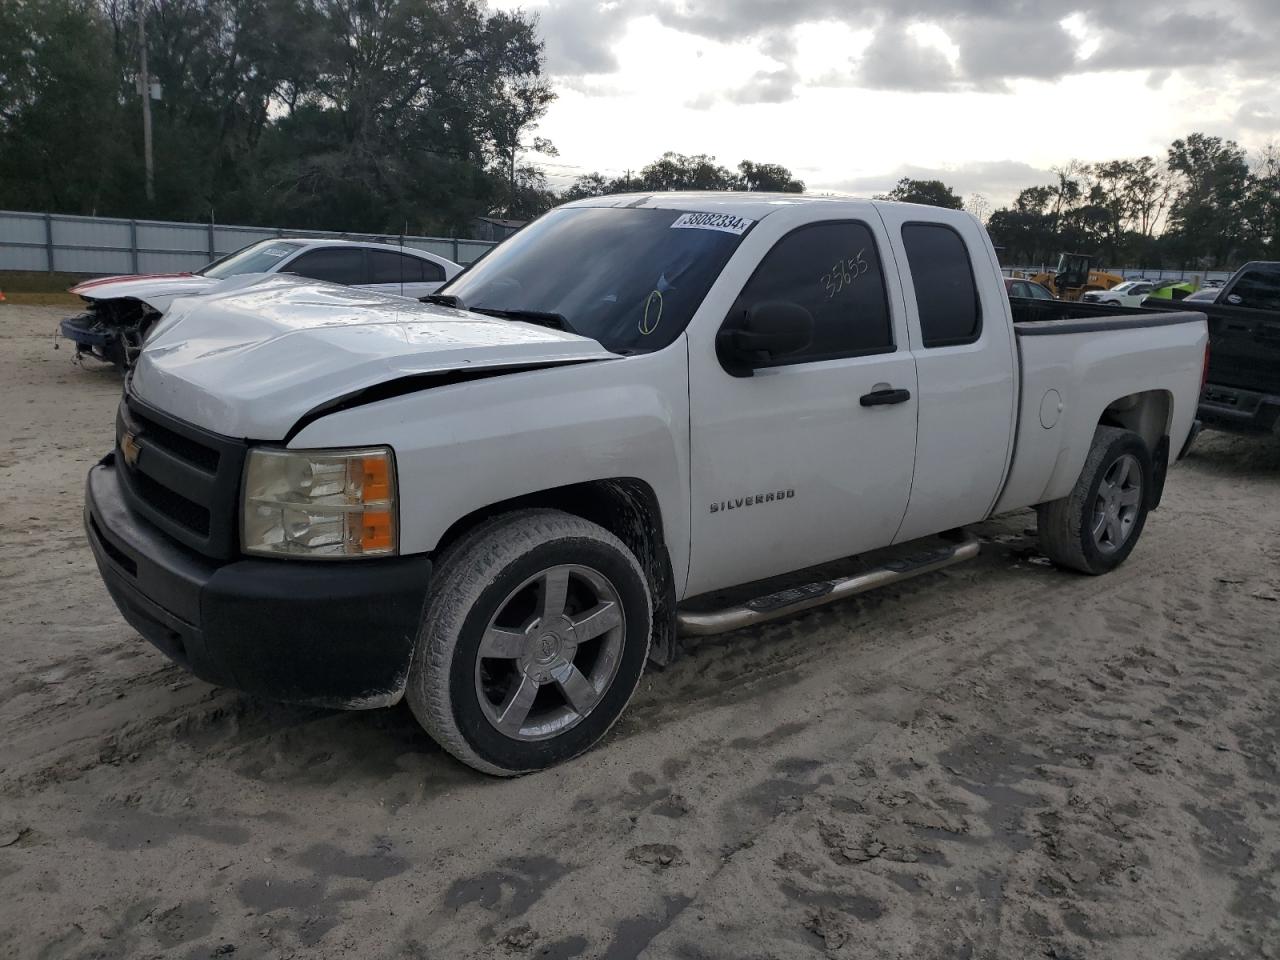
[0,0,559,234]
[879,135,1279,270]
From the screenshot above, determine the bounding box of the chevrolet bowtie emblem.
[121,430,142,468]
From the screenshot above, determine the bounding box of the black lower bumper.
[60,316,116,348]
[1198,384,1280,436]
[85,454,431,708]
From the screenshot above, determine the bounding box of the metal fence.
[0,209,499,275]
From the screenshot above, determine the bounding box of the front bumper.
[60,316,117,348]
[1198,384,1280,436]
[85,453,431,708]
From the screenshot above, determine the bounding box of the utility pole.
[138,1,154,203]
[509,140,517,217]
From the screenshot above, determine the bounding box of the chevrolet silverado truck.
[84,194,1208,776]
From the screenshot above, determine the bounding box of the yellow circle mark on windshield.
[640,290,664,336]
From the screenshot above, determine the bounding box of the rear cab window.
[1227,268,1280,311]
[728,220,894,366]
[901,223,982,348]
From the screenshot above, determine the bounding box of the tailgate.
[1206,308,1280,394]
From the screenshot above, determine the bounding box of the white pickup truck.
[84,194,1208,775]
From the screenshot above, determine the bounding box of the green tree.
[1165,133,1251,266]
[736,160,804,192]
[877,177,963,209]
[562,172,612,201]
[1241,143,1279,258]
[0,0,132,213]
[563,155,804,200]
[1,0,555,234]
[635,152,737,191]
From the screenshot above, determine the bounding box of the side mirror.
[716,301,814,377]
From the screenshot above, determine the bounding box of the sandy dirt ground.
[1,303,1278,960]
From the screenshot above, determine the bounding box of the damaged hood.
[129,275,617,439]
[71,272,221,312]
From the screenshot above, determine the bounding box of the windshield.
[439,207,752,354]
[200,240,305,279]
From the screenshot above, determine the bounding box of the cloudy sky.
[489,0,1279,205]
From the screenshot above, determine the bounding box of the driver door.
[684,216,919,597]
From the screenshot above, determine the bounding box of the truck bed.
[1194,301,1280,434]
[996,297,1206,515]
[1008,296,1199,328]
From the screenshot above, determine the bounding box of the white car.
[85,194,1207,775]
[1081,280,1155,307]
[61,238,461,367]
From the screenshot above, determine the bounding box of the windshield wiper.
[420,293,462,308]
[468,307,577,335]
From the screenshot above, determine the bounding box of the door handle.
[859,388,911,407]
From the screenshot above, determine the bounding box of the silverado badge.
[709,489,795,514]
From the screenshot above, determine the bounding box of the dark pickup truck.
[1175,262,1280,436]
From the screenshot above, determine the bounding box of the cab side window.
[902,223,982,347]
[286,248,368,285]
[729,221,893,366]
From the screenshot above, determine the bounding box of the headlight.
[241,446,397,558]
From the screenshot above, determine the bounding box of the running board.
[675,532,981,637]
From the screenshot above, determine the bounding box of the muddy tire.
[406,509,651,776]
[1037,426,1153,575]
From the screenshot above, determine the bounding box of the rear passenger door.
[685,214,920,597]
[875,208,1017,543]
[364,249,448,299]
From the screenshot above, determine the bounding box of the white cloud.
[497,0,1280,205]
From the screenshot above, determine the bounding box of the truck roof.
[560,191,978,226]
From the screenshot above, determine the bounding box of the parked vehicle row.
[1080,280,1156,307]
[84,193,1208,775]
[1003,277,1056,300]
[1021,258,1280,439]
[60,239,461,368]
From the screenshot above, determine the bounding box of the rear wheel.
[406,509,652,776]
[1037,426,1152,575]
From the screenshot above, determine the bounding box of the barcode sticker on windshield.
[670,212,755,235]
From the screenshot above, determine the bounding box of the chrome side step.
[675,532,981,637]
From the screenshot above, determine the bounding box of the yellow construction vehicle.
[1029,253,1126,302]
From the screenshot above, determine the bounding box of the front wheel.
[406,509,652,776]
[1037,426,1153,575]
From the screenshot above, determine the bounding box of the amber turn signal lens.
[359,510,394,553]
[359,455,392,502]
